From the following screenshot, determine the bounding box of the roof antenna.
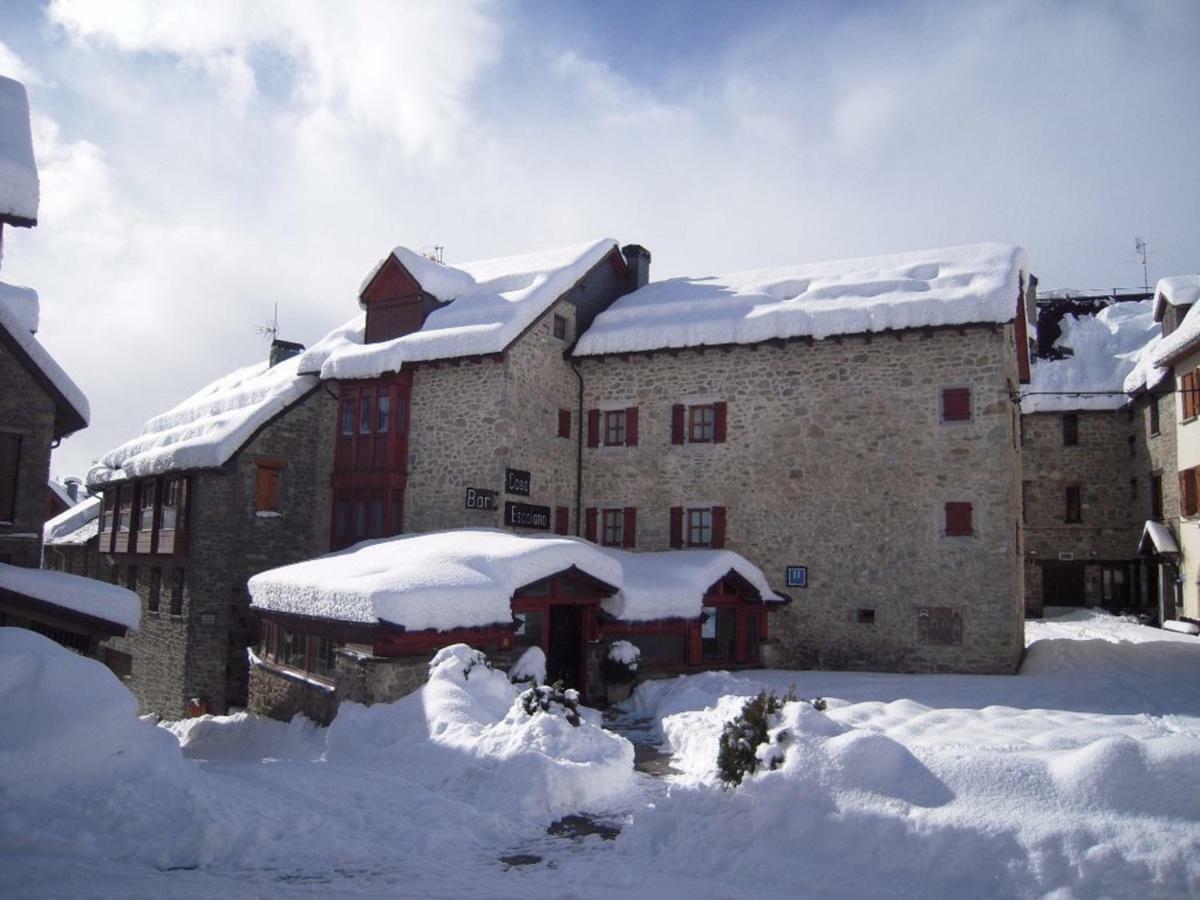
[421,245,445,264]
[1132,237,1154,293]
[255,302,279,342]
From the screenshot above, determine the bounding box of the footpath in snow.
[1,608,1198,898]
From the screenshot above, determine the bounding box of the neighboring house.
[85,338,339,718]
[1020,296,1172,616]
[43,493,100,577]
[1146,275,1200,622]
[46,476,87,520]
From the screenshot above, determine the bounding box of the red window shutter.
[713,402,727,443]
[585,507,598,542]
[712,506,726,548]
[623,507,637,548]
[255,466,279,511]
[670,506,683,548]
[587,409,600,448]
[942,388,971,422]
[945,502,973,536]
[671,404,685,444]
[555,506,569,535]
[626,407,639,446]
[558,409,571,439]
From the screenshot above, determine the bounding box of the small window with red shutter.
[941,388,971,422]
[255,460,284,514]
[555,506,569,535]
[589,407,639,447]
[944,501,973,537]
[674,402,728,443]
[557,409,571,439]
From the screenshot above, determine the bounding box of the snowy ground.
[2,608,1198,898]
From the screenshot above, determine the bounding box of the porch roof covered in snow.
[0,562,139,634]
[1139,520,1180,557]
[248,528,783,632]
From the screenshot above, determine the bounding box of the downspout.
[567,352,584,536]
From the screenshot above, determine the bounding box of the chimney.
[269,339,305,368]
[621,244,651,292]
[63,477,83,503]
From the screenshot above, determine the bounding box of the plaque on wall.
[465,487,497,510]
[917,606,963,645]
[505,468,531,496]
[786,566,808,588]
[505,501,550,530]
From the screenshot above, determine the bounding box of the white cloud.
[0,39,41,83]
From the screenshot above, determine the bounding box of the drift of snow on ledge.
[1021,298,1165,412]
[1151,276,1200,367]
[300,239,618,380]
[248,528,782,631]
[0,76,38,223]
[573,242,1027,356]
[0,283,90,428]
[0,561,139,630]
[43,494,101,545]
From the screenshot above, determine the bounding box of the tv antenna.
[421,245,445,264]
[1131,237,1157,293]
[255,302,279,342]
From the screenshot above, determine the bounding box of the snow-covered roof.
[573,243,1028,356]
[1151,278,1200,367]
[1139,520,1179,556]
[44,495,101,546]
[0,562,138,630]
[248,528,782,631]
[47,479,74,510]
[1020,299,1166,412]
[88,326,347,487]
[0,282,89,434]
[1153,275,1200,321]
[302,239,618,380]
[0,76,38,226]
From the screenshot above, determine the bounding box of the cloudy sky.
[1,0,1197,479]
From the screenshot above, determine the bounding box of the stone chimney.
[621,244,651,292]
[269,339,305,368]
[63,477,83,503]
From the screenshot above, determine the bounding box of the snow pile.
[0,562,138,630]
[0,283,89,428]
[575,243,1027,355]
[509,645,546,685]
[326,644,635,818]
[0,76,38,224]
[249,528,781,630]
[1021,298,1164,411]
[1152,276,1200,366]
[607,639,640,667]
[1162,620,1199,636]
[163,712,326,762]
[43,494,101,545]
[307,239,618,379]
[0,629,205,868]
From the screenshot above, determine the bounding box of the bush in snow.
[518,682,582,727]
[509,645,546,686]
[602,640,641,684]
[429,643,492,681]
[717,688,827,786]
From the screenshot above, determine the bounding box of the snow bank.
[163,711,326,762]
[249,528,782,630]
[575,243,1027,355]
[1163,619,1199,636]
[1152,277,1200,366]
[0,562,138,630]
[1022,298,1164,411]
[0,76,38,224]
[0,629,204,867]
[43,494,100,545]
[310,239,618,379]
[326,644,635,818]
[0,283,89,428]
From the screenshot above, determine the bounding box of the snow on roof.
[44,495,100,545]
[0,76,38,225]
[0,282,89,431]
[88,324,349,487]
[1140,520,1180,556]
[47,478,73,509]
[573,243,1028,356]
[1020,299,1165,412]
[0,562,138,630]
[248,528,782,631]
[1151,278,1200,367]
[304,239,618,380]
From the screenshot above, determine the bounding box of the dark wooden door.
[547,605,584,688]
[1042,561,1085,606]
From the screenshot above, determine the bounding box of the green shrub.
[717,687,825,786]
[518,681,581,727]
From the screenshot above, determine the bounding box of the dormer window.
[360,254,444,344]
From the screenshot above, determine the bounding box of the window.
[370,497,384,537]
[355,499,367,539]
[1022,480,1031,523]
[1130,477,1138,501]
[170,569,185,615]
[944,502,973,537]
[99,489,115,534]
[1180,468,1199,517]
[687,508,713,546]
[377,394,390,433]
[1150,396,1161,434]
[117,486,132,533]
[136,482,156,533]
[670,505,726,548]
[125,565,138,591]
[555,506,569,535]
[604,410,627,446]
[394,397,408,436]
[601,509,623,546]
[282,628,306,669]
[941,388,971,422]
[341,399,355,436]
[857,609,876,624]
[109,565,120,585]
[557,409,571,439]
[0,432,20,523]
[553,314,567,340]
[1182,372,1200,421]
[148,568,162,612]
[672,402,727,444]
[359,393,373,434]
[311,636,337,679]
[1062,413,1079,446]
[1065,485,1082,523]
[161,479,180,530]
[1151,474,1164,520]
[254,461,283,513]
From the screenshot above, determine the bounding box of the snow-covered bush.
[717,688,826,786]
[518,682,581,726]
[602,640,641,684]
[509,645,546,686]
[429,642,491,680]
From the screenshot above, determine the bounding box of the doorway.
[1042,561,1085,607]
[547,605,584,688]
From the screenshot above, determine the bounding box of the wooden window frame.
[552,314,567,340]
[0,432,20,524]
[941,388,972,423]
[944,502,974,537]
[558,409,571,439]
[603,410,627,447]
[254,459,285,514]
[687,508,713,546]
[600,508,624,547]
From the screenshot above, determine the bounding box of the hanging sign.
[505,501,550,530]
[505,468,531,496]
[465,488,497,510]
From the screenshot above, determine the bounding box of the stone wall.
[577,325,1025,674]
[333,650,429,706]
[0,342,56,568]
[247,657,338,725]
